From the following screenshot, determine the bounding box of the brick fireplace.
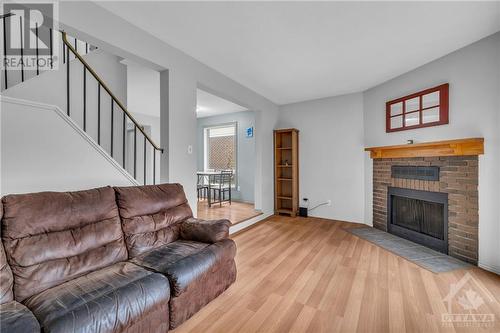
[366,138,484,265]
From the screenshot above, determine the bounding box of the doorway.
[196,88,261,224]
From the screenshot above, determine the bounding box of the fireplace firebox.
[388,187,448,254]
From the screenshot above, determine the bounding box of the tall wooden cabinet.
[274,128,299,217]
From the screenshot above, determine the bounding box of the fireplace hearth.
[388,187,448,254]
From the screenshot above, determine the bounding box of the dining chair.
[197,174,208,201]
[210,170,232,207]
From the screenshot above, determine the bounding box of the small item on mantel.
[407,139,414,144]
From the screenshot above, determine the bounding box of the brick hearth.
[372,156,478,264]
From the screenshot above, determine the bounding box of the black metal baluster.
[74,37,77,53]
[62,41,65,64]
[3,15,8,89]
[134,126,137,179]
[143,138,146,185]
[97,84,101,144]
[153,148,156,185]
[49,28,53,69]
[83,67,86,131]
[35,23,39,75]
[110,99,114,157]
[66,41,70,116]
[122,112,126,168]
[86,42,88,54]
[19,16,24,82]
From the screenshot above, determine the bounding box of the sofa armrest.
[180,218,231,243]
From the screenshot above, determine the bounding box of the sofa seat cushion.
[23,262,170,333]
[130,240,210,295]
[131,239,236,296]
[0,301,40,333]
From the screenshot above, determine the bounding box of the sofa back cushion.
[0,203,14,304]
[1,186,128,301]
[114,183,193,257]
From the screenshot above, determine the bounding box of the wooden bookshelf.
[274,128,299,217]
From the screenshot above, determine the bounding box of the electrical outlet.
[326,200,332,206]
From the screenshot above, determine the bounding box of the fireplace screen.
[388,187,448,253]
[391,196,444,240]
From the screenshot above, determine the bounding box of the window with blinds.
[204,123,237,181]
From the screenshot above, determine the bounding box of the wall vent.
[391,166,439,181]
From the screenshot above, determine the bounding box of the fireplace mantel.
[365,138,484,159]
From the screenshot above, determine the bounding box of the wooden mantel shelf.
[365,138,484,159]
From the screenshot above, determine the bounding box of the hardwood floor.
[197,199,262,225]
[175,216,500,333]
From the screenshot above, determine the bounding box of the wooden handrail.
[62,32,163,152]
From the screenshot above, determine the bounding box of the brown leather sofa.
[0,184,236,333]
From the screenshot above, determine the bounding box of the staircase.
[1,13,162,186]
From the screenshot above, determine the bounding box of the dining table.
[197,171,220,207]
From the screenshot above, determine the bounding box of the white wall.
[278,93,365,222]
[0,97,136,195]
[2,49,128,164]
[363,32,500,273]
[56,2,279,216]
[126,63,161,184]
[254,109,279,214]
[126,62,160,118]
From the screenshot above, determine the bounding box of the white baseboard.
[478,262,500,275]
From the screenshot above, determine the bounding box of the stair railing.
[1,11,163,185]
[62,32,163,185]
